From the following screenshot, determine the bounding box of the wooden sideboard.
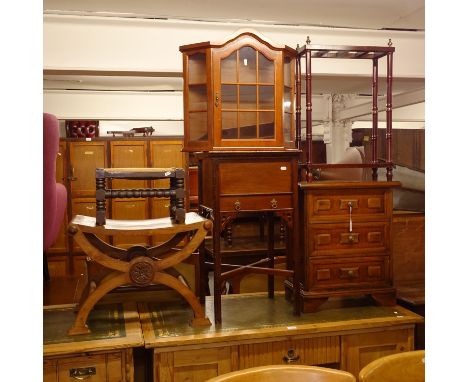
[45,137,186,276]
[43,294,423,381]
[289,181,401,313]
[43,303,143,382]
[140,293,423,381]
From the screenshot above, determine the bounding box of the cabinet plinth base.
[285,280,396,313]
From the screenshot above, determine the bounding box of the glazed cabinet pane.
[258,53,274,84]
[189,112,208,142]
[188,52,207,84]
[221,51,237,83]
[188,85,207,111]
[239,46,257,83]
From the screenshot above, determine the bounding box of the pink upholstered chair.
[43,113,67,280]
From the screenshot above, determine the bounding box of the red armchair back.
[43,113,67,251]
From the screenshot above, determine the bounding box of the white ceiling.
[43,0,425,30]
[43,0,425,94]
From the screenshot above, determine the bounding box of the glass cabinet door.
[218,45,277,144]
[283,56,295,145]
[186,51,208,145]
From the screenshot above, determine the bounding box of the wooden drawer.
[44,352,129,382]
[220,194,293,212]
[307,256,390,289]
[238,336,340,369]
[307,222,389,255]
[219,161,293,194]
[306,190,388,222]
[154,346,234,382]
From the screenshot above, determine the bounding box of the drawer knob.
[283,349,300,363]
[348,235,354,243]
[69,367,96,380]
[271,198,278,209]
[234,200,241,211]
[348,270,356,278]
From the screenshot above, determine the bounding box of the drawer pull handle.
[271,198,278,209]
[348,234,354,243]
[69,367,96,380]
[348,270,357,278]
[234,200,241,211]
[283,349,300,363]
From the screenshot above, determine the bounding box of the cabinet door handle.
[215,93,219,107]
[234,200,241,211]
[283,349,300,363]
[270,198,278,209]
[69,367,96,380]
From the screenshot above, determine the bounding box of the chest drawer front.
[219,161,293,194]
[307,256,390,289]
[55,353,124,382]
[238,335,340,369]
[308,222,389,254]
[306,190,388,221]
[220,194,293,212]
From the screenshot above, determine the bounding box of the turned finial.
[306,36,311,45]
[388,38,393,47]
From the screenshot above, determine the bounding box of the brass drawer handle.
[271,198,278,209]
[69,367,96,380]
[234,200,241,211]
[283,349,300,363]
[340,267,359,279]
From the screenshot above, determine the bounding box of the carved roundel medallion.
[129,257,155,286]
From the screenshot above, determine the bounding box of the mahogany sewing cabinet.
[196,150,301,323]
[180,30,301,324]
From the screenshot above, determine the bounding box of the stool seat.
[72,212,206,233]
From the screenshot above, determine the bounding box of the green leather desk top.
[140,293,424,348]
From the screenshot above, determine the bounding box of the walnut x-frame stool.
[67,168,212,335]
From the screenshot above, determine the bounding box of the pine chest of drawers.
[295,181,400,313]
